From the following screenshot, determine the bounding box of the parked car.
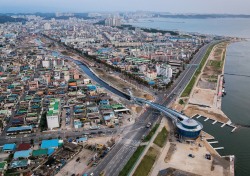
[205,154,211,160]
[76,157,80,162]
[188,154,195,158]
[89,126,100,130]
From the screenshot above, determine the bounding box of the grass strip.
[181,43,217,97]
[153,127,168,148]
[119,145,146,176]
[143,123,160,142]
[133,147,159,176]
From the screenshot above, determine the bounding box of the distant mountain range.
[1,13,250,24]
[0,15,26,23]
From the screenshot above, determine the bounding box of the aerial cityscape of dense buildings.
[0,11,242,176]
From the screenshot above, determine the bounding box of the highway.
[0,127,121,146]
[88,41,216,176]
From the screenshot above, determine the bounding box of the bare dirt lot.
[183,105,229,123]
[177,42,231,122]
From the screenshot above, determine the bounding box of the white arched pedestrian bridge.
[134,97,203,139]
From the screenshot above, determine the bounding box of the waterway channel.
[51,51,130,100]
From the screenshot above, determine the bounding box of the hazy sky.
[0,0,250,14]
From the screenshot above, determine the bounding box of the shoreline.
[173,40,237,124]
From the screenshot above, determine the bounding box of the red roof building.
[17,143,31,151]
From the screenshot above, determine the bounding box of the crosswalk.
[120,138,141,147]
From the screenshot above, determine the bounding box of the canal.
[50,50,131,100]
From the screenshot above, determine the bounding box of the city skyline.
[0,0,250,14]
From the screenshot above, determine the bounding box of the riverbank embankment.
[67,53,155,101]
[173,41,234,123]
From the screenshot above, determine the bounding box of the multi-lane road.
[88,42,217,176]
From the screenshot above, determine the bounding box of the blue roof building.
[10,159,29,169]
[76,137,87,143]
[103,115,112,121]
[41,139,59,149]
[47,148,55,156]
[13,149,32,159]
[7,126,32,133]
[100,100,109,105]
[87,85,97,91]
[74,120,82,129]
[176,119,203,139]
[3,143,16,151]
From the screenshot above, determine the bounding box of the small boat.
[222,88,227,95]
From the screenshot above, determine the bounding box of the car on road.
[146,122,152,128]
[89,126,100,130]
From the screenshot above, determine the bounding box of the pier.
[231,127,237,133]
[196,115,201,119]
[212,120,217,124]
[214,147,224,150]
[208,141,219,144]
[204,118,209,121]
[221,123,226,127]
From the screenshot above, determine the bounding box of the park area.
[133,147,159,176]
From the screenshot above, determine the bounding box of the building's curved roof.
[181,118,199,127]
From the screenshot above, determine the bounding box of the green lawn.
[209,60,222,69]
[153,127,168,148]
[119,145,146,176]
[133,147,159,176]
[143,123,160,142]
[181,43,217,97]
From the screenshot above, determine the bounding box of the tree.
[30,139,34,145]
[179,99,185,105]
[39,112,47,132]
[5,153,14,163]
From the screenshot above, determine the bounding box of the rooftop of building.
[13,149,32,159]
[41,139,59,149]
[17,143,31,151]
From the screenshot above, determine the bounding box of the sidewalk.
[150,137,171,176]
[129,118,166,175]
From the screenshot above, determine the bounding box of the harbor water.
[129,18,250,175]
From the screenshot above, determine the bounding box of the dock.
[204,118,209,121]
[208,141,219,144]
[231,127,237,133]
[214,147,224,150]
[221,123,226,127]
[196,115,201,119]
[212,120,217,125]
